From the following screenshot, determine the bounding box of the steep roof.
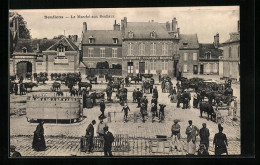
[179,34,199,49]
[223,32,240,44]
[13,39,58,53]
[199,44,223,59]
[82,30,122,45]
[47,37,79,51]
[124,22,172,39]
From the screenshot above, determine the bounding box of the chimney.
[172,17,177,32]
[238,20,240,33]
[124,17,127,28]
[166,22,170,31]
[214,33,219,48]
[113,20,120,31]
[83,22,87,33]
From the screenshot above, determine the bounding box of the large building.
[221,21,240,81]
[178,34,200,76]
[199,33,223,75]
[121,17,180,77]
[81,21,123,69]
[10,36,80,78]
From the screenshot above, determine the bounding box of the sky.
[10,6,239,43]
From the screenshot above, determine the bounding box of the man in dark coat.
[152,86,158,99]
[151,103,157,123]
[132,89,137,102]
[199,123,210,150]
[14,83,18,95]
[92,90,97,105]
[106,86,112,101]
[102,126,114,157]
[173,87,177,94]
[136,88,142,108]
[100,100,106,118]
[141,95,148,110]
[158,73,161,83]
[85,120,96,153]
[32,121,46,151]
[10,145,21,157]
[140,103,147,123]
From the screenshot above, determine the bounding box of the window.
[229,47,232,58]
[113,38,118,44]
[183,64,188,72]
[22,47,27,53]
[151,43,156,56]
[112,48,117,58]
[205,52,211,59]
[88,48,94,57]
[128,31,134,38]
[89,36,94,44]
[127,62,133,73]
[238,46,240,58]
[210,63,214,72]
[150,60,155,70]
[150,31,156,38]
[183,53,188,61]
[183,42,188,48]
[193,53,197,61]
[139,43,145,56]
[162,43,168,56]
[145,62,148,71]
[128,43,133,56]
[100,48,105,58]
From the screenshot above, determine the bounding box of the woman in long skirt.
[213,126,228,155]
[185,120,199,155]
[32,120,46,151]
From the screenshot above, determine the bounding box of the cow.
[23,82,38,92]
[36,77,48,84]
[199,102,216,121]
[78,82,92,90]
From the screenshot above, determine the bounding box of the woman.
[32,120,46,151]
[213,126,228,155]
[185,120,199,155]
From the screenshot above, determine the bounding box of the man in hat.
[141,95,148,110]
[152,86,158,99]
[132,89,137,102]
[136,88,142,108]
[102,126,114,157]
[92,90,97,105]
[122,103,130,122]
[85,120,96,153]
[197,144,209,155]
[100,99,106,118]
[140,103,147,123]
[199,123,210,150]
[151,103,157,123]
[185,120,199,155]
[171,119,181,140]
[173,87,177,95]
[10,145,21,157]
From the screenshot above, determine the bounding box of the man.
[152,86,158,99]
[173,87,177,94]
[106,86,112,101]
[158,73,161,83]
[151,103,157,123]
[100,100,106,118]
[171,119,181,140]
[182,90,189,109]
[92,90,97,105]
[102,126,114,157]
[141,95,148,110]
[136,88,142,108]
[185,120,199,155]
[213,126,228,155]
[96,118,108,136]
[199,123,210,150]
[122,103,130,122]
[10,145,21,157]
[14,83,18,95]
[85,120,96,153]
[132,89,137,102]
[140,103,147,123]
[197,144,209,156]
[193,92,198,108]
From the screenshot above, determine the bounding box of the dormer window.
[205,51,211,59]
[128,31,134,38]
[113,37,118,44]
[150,31,156,38]
[22,47,27,53]
[183,42,188,48]
[57,44,65,56]
[89,36,95,44]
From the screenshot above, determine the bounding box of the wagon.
[26,96,82,123]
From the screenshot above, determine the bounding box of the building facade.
[121,17,180,77]
[222,21,240,81]
[81,21,122,69]
[10,37,80,78]
[178,34,200,76]
[199,33,223,75]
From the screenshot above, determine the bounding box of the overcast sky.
[10,6,239,43]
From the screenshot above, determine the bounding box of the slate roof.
[199,44,223,59]
[82,30,122,45]
[223,32,240,44]
[47,37,79,51]
[124,22,172,39]
[179,34,199,49]
[13,39,58,53]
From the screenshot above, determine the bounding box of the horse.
[177,91,191,109]
[130,76,142,84]
[108,81,121,92]
[87,76,97,84]
[90,92,105,100]
[52,82,61,91]
[78,82,92,90]
[199,102,216,121]
[23,82,38,92]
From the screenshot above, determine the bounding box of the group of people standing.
[171,120,228,155]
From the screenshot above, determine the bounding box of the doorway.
[200,64,204,74]
[139,62,145,74]
[193,65,198,74]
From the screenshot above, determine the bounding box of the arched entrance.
[16,61,32,78]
